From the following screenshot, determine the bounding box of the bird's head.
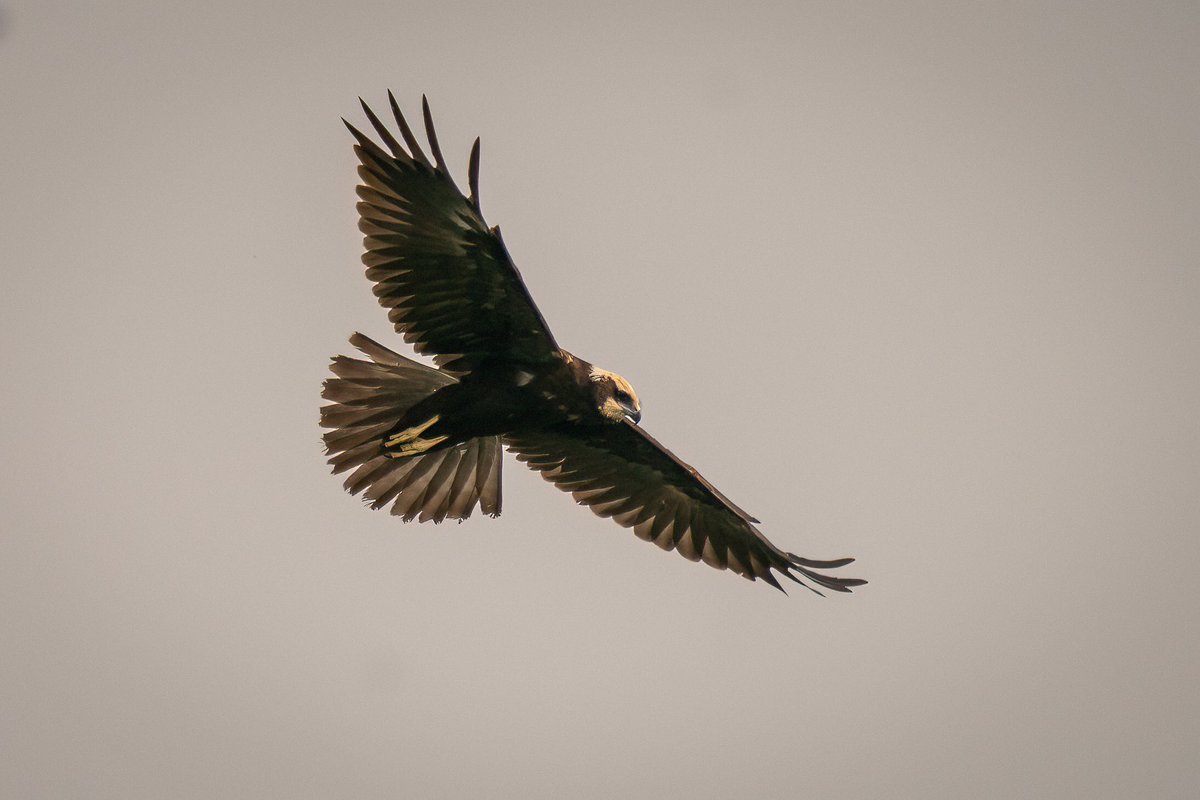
[589,367,641,424]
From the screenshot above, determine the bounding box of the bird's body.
[385,350,636,456]
[322,93,866,594]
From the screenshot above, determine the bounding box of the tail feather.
[415,448,467,522]
[446,443,482,519]
[321,333,502,522]
[387,453,444,520]
[347,331,412,367]
[323,421,394,463]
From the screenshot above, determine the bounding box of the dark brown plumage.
[321,93,866,594]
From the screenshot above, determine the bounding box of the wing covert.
[346,93,559,376]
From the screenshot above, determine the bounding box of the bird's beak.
[622,402,641,424]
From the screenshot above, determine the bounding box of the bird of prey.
[321,93,865,594]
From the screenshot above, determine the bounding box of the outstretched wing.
[345,92,559,376]
[506,422,866,594]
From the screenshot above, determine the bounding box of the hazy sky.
[2,2,1198,798]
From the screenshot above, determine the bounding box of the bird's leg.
[384,415,449,458]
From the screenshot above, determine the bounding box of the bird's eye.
[615,389,630,403]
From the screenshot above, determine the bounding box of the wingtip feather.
[359,97,407,159]
[386,90,431,167]
[420,94,449,174]
[468,136,481,210]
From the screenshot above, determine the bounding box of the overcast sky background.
[2,2,1198,798]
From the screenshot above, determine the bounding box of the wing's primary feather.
[506,422,866,594]
[345,96,559,376]
[387,90,430,167]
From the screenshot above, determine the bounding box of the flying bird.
[321,93,866,594]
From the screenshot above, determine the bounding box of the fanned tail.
[320,333,502,521]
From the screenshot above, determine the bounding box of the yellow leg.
[385,434,449,458]
[384,415,447,457]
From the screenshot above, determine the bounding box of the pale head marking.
[589,366,641,422]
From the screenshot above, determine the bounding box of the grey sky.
[2,1,1198,798]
